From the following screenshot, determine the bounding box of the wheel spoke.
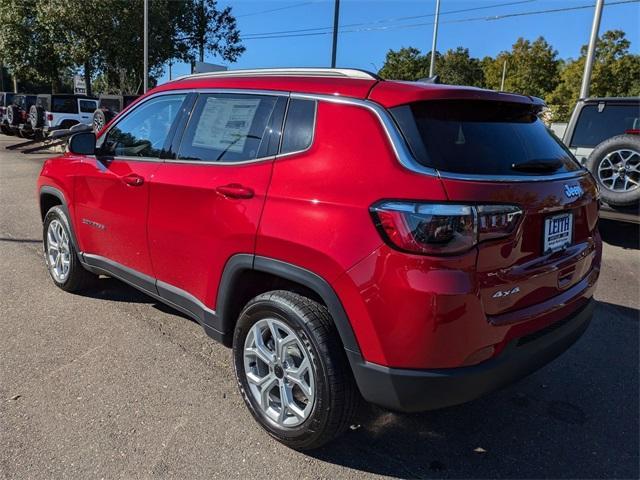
[286,358,312,396]
[259,376,279,411]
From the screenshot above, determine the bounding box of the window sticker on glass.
[192,97,261,153]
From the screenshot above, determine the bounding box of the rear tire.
[586,134,640,207]
[43,206,97,292]
[233,290,359,450]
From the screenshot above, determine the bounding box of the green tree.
[378,47,435,81]
[0,0,70,92]
[180,0,245,68]
[438,47,485,87]
[483,37,560,98]
[549,30,640,121]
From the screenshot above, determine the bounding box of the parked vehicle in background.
[3,94,37,137]
[29,94,98,137]
[93,94,139,132]
[563,97,640,208]
[37,68,601,450]
[0,92,16,134]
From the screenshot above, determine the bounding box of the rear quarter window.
[391,100,581,176]
[281,99,316,154]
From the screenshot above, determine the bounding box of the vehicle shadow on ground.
[599,218,639,249]
[76,277,196,323]
[311,300,639,479]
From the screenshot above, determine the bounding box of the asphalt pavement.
[0,134,638,479]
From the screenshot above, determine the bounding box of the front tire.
[233,290,359,450]
[43,206,96,292]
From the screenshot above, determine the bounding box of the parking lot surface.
[1,135,638,479]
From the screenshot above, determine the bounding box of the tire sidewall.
[43,206,78,289]
[586,134,640,207]
[233,298,333,447]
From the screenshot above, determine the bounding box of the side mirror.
[68,131,96,155]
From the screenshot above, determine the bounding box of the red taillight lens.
[371,202,522,255]
[625,129,640,135]
[46,113,53,121]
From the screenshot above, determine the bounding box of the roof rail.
[177,68,382,81]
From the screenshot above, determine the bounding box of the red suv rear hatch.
[385,96,600,330]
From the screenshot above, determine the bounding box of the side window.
[79,100,97,113]
[52,97,77,114]
[100,94,186,158]
[177,93,279,163]
[281,99,316,154]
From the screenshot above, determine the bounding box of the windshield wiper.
[511,160,563,173]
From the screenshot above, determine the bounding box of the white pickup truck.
[28,94,98,137]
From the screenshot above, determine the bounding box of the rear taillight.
[625,129,640,135]
[370,202,522,255]
[46,113,53,121]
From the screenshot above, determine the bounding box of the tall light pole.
[143,0,149,93]
[580,0,604,99]
[429,0,441,77]
[331,0,340,68]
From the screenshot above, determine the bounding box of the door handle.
[215,183,254,199]
[122,173,144,186]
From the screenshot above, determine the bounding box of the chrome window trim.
[291,92,588,183]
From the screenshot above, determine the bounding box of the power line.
[236,1,317,18]
[242,0,639,40]
[243,0,536,38]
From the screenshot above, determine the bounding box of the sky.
[158,0,640,83]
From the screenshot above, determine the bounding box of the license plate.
[544,213,573,254]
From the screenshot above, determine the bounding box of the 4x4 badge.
[564,184,583,198]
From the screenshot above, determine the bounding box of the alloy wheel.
[46,219,71,282]
[597,149,640,192]
[243,318,315,428]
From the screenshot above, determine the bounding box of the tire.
[586,134,640,207]
[43,206,97,292]
[6,105,19,126]
[233,290,359,450]
[93,109,115,133]
[29,104,45,129]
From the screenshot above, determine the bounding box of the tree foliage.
[548,30,640,121]
[377,31,638,123]
[438,47,484,87]
[483,37,560,98]
[0,0,244,95]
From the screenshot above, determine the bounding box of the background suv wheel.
[233,290,359,450]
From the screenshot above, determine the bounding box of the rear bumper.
[348,298,594,412]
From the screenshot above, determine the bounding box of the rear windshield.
[391,100,581,176]
[570,104,640,148]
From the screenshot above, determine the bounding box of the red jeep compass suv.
[37,68,601,450]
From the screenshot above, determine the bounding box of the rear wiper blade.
[511,160,563,173]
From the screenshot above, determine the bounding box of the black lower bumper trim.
[348,299,594,413]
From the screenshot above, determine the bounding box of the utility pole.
[580,0,604,99]
[143,0,149,93]
[429,0,441,77]
[331,0,340,68]
[500,59,507,91]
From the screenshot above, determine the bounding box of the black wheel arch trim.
[216,254,361,355]
[39,185,81,252]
